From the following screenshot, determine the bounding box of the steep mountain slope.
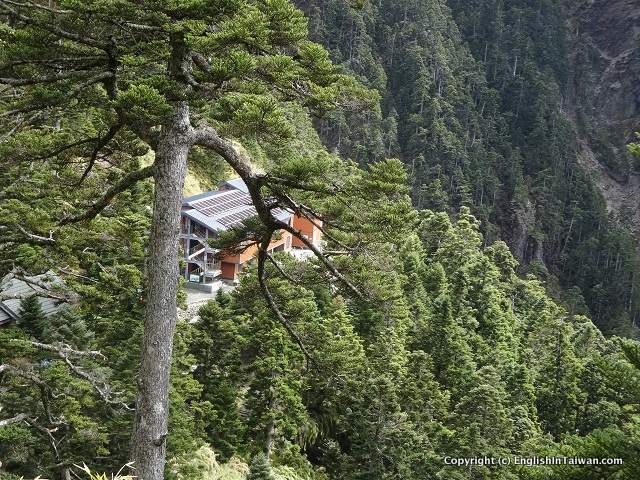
[568,0,640,141]
[295,0,640,333]
[567,0,640,233]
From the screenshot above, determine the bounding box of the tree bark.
[132,103,191,480]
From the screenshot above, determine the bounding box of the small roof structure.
[221,178,250,193]
[182,178,290,233]
[0,272,67,326]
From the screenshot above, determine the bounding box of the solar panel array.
[217,207,288,228]
[192,190,249,217]
[218,208,257,227]
[188,189,290,230]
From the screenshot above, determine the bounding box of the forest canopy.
[1,1,639,480]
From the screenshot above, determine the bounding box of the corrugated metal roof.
[0,304,14,325]
[183,208,226,232]
[222,178,249,193]
[182,188,229,206]
[182,179,292,234]
[0,272,68,325]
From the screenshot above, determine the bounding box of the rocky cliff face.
[568,0,640,135]
[567,0,640,232]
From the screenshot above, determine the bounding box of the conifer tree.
[0,2,374,476]
[535,323,584,438]
[424,278,476,398]
[17,295,46,339]
[247,453,275,480]
[41,309,94,348]
[452,366,514,467]
[189,299,245,460]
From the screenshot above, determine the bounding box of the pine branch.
[257,242,313,366]
[0,111,44,143]
[192,125,257,179]
[265,251,302,284]
[34,136,103,160]
[0,71,114,119]
[76,121,123,185]
[273,191,355,251]
[193,124,363,298]
[276,219,362,298]
[61,356,133,410]
[4,341,132,410]
[0,1,110,50]
[59,164,155,225]
[0,69,107,87]
[1,56,108,68]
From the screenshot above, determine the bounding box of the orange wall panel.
[291,214,322,248]
[219,231,294,272]
[220,261,237,280]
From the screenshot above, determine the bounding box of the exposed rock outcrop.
[568,0,640,138]
[567,0,640,234]
[577,138,640,234]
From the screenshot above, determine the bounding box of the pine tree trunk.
[132,103,191,480]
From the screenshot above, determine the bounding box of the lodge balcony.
[180,217,209,240]
[185,256,223,288]
[186,251,221,273]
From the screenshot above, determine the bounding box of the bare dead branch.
[62,357,133,410]
[57,267,99,284]
[0,363,46,386]
[0,412,28,427]
[120,21,162,32]
[13,340,106,360]
[0,111,44,143]
[1,0,70,14]
[0,287,68,302]
[25,417,61,459]
[3,343,131,411]
[3,269,74,302]
[15,225,55,244]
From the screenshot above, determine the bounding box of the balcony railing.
[189,243,206,258]
[191,224,207,238]
[188,256,220,271]
[206,260,221,273]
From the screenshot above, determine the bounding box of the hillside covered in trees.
[297,0,640,335]
[0,1,639,480]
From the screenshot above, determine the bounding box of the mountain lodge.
[180,179,322,288]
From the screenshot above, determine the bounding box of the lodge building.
[180,178,322,288]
